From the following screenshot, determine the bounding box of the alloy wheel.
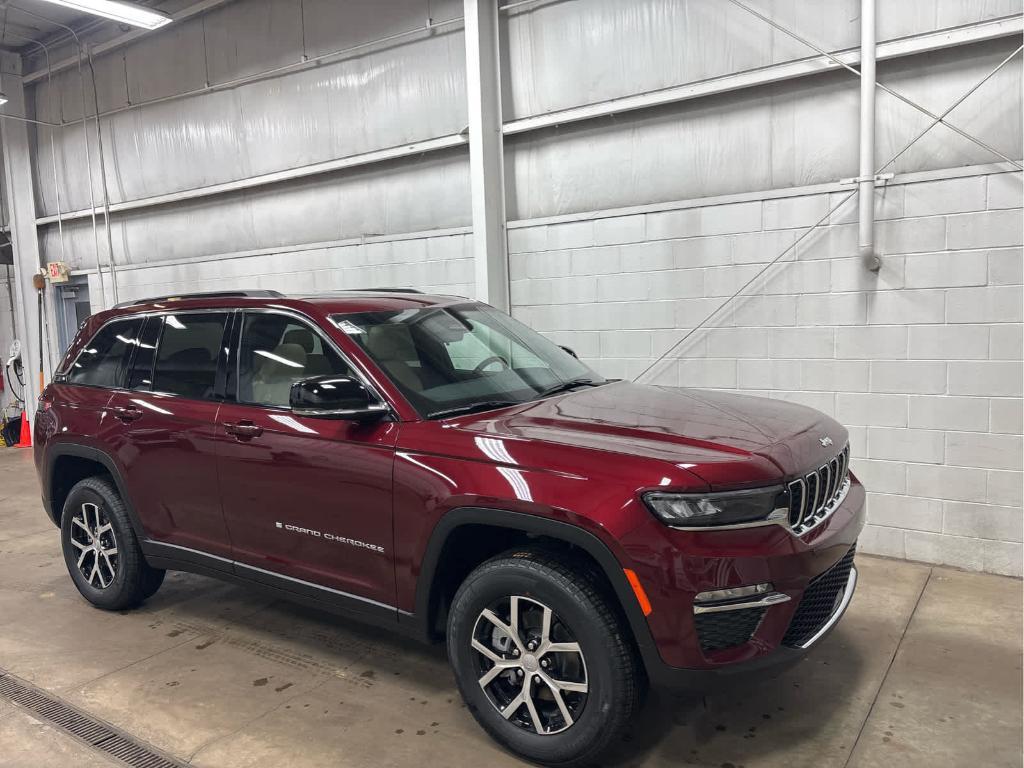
[470,595,588,735]
[69,502,118,589]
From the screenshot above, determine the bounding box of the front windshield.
[331,303,605,418]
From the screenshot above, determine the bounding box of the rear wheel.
[447,550,640,766]
[60,477,164,610]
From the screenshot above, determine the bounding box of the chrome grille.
[787,444,850,535]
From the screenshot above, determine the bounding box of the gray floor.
[0,448,1020,768]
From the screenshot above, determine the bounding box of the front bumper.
[624,476,865,689]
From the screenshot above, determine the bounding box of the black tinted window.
[238,313,350,407]
[151,313,229,400]
[66,318,142,388]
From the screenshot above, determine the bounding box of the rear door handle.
[224,421,263,440]
[113,406,143,423]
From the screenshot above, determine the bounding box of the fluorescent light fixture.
[34,0,172,30]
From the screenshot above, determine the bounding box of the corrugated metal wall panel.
[505,37,1022,220]
[500,0,1023,121]
[30,0,467,219]
[40,150,470,269]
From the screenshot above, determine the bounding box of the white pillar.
[0,52,56,418]
[464,0,510,310]
[857,0,880,272]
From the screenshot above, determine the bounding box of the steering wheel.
[473,355,510,373]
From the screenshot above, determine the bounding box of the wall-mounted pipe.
[10,3,111,306]
[858,0,881,272]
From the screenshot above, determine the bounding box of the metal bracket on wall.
[839,173,894,185]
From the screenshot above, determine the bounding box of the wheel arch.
[44,443,145,538]
[410,507,660,675]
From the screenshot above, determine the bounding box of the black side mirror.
[559,345,579,359]
[289,375,388,421]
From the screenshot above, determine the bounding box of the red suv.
[35,289,863,766]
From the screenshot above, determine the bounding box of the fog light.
[694,582,773,603]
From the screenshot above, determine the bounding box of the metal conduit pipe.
[2,32,68,375]
[9,3,111,306]
[2,32,68,268]
[858,0,881,272]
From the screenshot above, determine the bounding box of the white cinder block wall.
[510,165,1024,577]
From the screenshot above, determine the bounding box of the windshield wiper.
[533,378,604,400]
[426,400,523,420]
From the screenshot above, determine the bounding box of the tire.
[60,476,165,611]
[447,549,641,767]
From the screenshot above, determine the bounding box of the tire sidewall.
[60,483,133,609]
[448,562,622,764]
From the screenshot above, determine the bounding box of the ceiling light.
[0,93,8,106]
[34,0,172,30]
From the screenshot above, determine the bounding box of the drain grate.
[0,670,187,768]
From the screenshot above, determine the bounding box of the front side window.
[332,303,604,418]
[237,313,351,408]
[65,317,143,389]
[151,313,229,400]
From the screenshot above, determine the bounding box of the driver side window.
[237,313,351,408]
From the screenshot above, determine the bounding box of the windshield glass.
[331,303,605,417]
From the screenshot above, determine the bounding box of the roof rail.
[347,287,423,294]
[114,290,285,309]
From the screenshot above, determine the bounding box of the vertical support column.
[464,0,510,310]
[0,52,52,419]
[858,0,881,272]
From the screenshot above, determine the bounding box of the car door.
[215,309,398,611]
[105,311,233,560]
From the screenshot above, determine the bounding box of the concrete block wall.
[509,164,1024,577]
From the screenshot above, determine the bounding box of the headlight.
[642,487,787,528]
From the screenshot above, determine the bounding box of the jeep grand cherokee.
[35,289,863,766]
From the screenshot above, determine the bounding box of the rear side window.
[66,318,143,388]
[151,313,229,400]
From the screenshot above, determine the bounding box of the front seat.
[251,342,308,406]
[364,325,423,393]
[283,328,333,377]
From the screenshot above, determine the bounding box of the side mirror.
[289,375,388,421]
[559,345,579,359]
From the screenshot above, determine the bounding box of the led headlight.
[642,487,787,528]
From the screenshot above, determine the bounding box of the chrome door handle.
[224,421,263,439]
[113,406,143,423]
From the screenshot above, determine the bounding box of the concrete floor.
[0,448,1020,768]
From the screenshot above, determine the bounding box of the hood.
[455,381,847,489]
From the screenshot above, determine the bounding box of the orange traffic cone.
[15,410,30,448]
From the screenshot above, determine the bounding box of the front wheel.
[447,550,641,766]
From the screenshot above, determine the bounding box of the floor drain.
[0,670,187,768]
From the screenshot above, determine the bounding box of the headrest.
[365,325,417,362]
[282,328,315,353]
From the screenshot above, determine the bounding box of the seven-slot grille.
[787,444,851,535]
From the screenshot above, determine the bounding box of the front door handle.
[224,421,263,440]
[112,406,143,423]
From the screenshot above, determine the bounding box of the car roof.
[98,289,471,321]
